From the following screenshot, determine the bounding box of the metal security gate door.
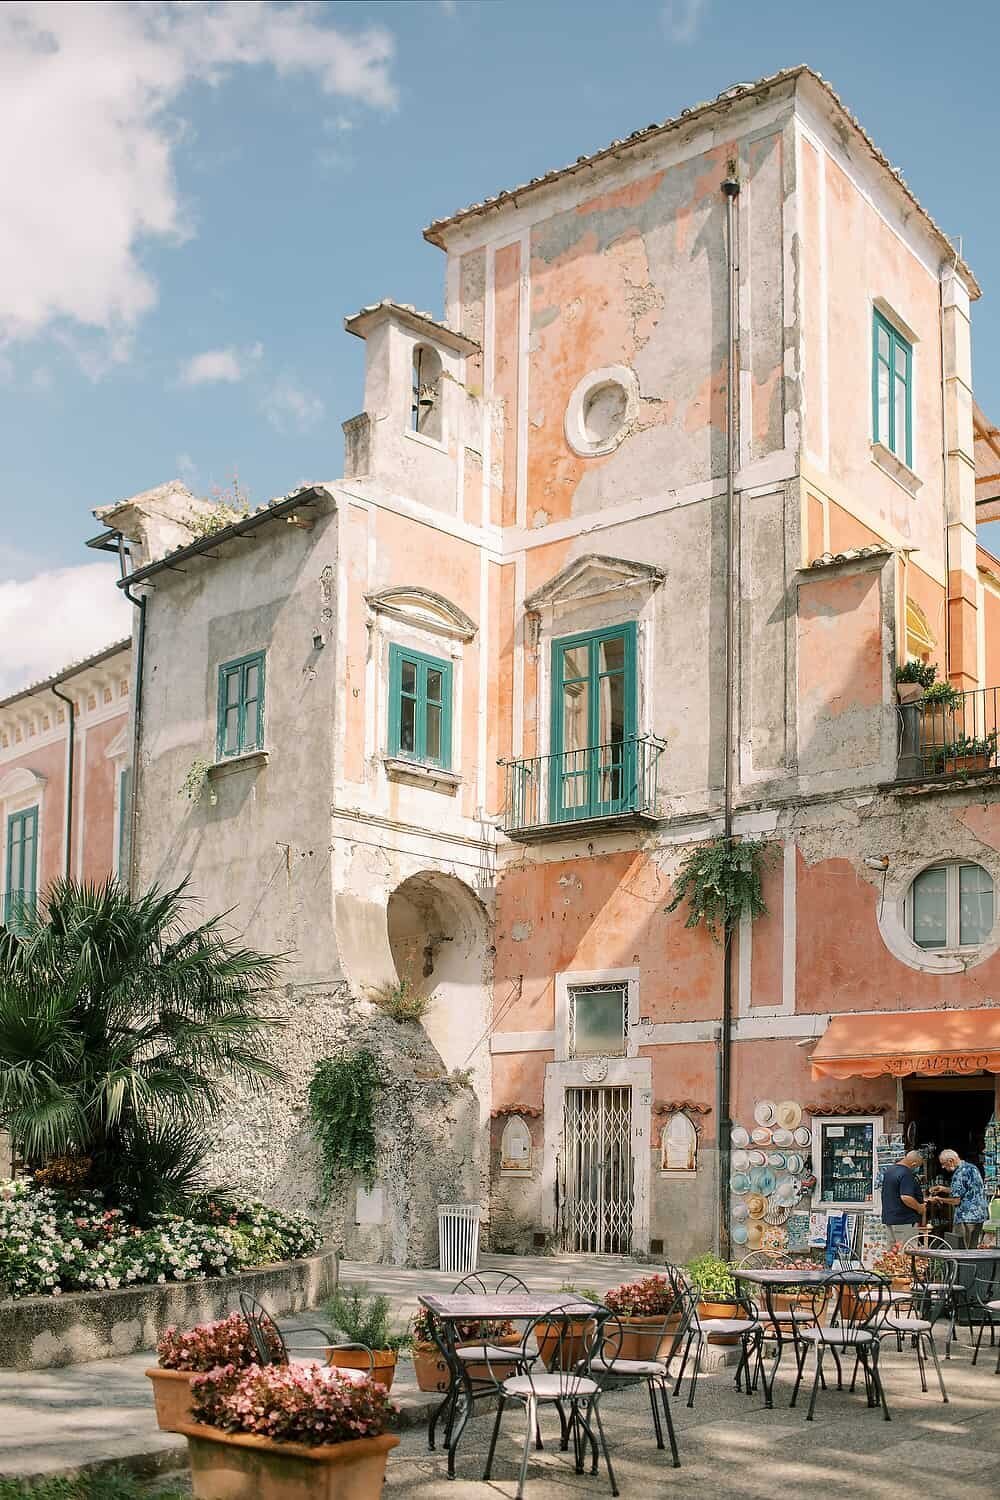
[563,1087,634,1254]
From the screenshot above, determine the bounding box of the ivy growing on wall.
[666,835,775,943]
[308,1049,382,1192]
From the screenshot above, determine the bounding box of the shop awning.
[810,1008,1000,1080]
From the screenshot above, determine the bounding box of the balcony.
[499,735,665,839]
[896,686,1000,783]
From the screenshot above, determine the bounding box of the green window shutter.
[216,651,266,759]
[5,805,38,930]
[388,644,453,769]
[872,309,912,467]
[550,623,637,822]
[116,767,131,879]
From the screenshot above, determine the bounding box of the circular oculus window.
[565,365,638,457]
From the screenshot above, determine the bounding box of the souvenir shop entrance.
[901,1075,997,1225]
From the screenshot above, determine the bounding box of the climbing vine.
[666,835,775,943]
[308,1049,381,1192]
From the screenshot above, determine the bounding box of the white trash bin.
[437,1203,481,1274]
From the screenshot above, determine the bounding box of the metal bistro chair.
[483,1300,619,1500]
[586,1305,683,1469]
[969,1262,1000,1373]
[906,1234,970,1355]
[877,1276,950,1403]
[671,1282,764,1409]
[238,1293,375,1380]
[428,1270,535,1463]
[790,1272,891,1423]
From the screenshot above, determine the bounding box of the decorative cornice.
[524,553,665,613]
[366,586,477,642]
[491,1104,543,1119]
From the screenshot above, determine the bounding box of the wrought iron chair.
[789,1272,891,1422]
[905,1234,971,1354]
[584,1305,684,1468]
[428,1270,535,1462]
[969,1263,1000,1373]
[482,1300,619,1499]
[238,1293,374,1379]
[671,1282,764,1409]
[877,1277,950,1403]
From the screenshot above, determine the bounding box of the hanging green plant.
[666,835,775,943]
[308,1049,381,1193]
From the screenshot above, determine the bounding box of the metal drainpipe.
[50,682,75,881]
[117,536,146,895]
[719,168,741,1257]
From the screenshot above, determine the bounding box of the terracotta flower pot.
[325,1347,397,1391]
[616,1314,681,1362]
[179,1423,399,1500]
[533,1318,594,1371]
[146,1367,197,1432]
[896,682,924,705]
[697,1299,740,1344]
[943,753,991,774]
[456,1332,521,1383]
[412,1342,450,1394]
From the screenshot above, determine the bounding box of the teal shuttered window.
[217,652,266,760]
[5,804,38,931]
[388,644,452,768]
[872,309,912,467]
[550,623,637,822]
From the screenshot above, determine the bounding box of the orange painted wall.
[493,242,520,530]
[80,715,125,882]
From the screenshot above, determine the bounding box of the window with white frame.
[568,983,628,1058]
[907,862,994,950]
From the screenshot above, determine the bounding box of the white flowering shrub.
[0,1181,321,1300]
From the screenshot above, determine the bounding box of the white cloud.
[0,563,132,696]
[263,376,324,434]
[178,342,262,386]
[661,0,706,43]
[176,452,199,485]
[0,2,396,352]
[439,1,458,15]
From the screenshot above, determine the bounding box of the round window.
[565,365,638,457]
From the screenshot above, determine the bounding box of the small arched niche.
[410,345,443,442]
[500,1115,533,1176]
[660,1111,698,1176]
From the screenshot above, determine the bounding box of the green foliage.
[895,660,937,688]
[179,757,217,805]
[0,1471,189,1499]
[0,878,285,1216]
[939,732,998,761]
[685,1253,736,1299]
[922,680,961,707]
[367,975,432,1022]
[326,1282,407,1351]
[558,1281,600,1301]
[308,1049,381,1191]
[666,836,774,942]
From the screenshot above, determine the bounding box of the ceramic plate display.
[732,1149,750,1170]
[750,1126,773,1145]
[731,1222,749,1245]
[771,1127,794,1147]
[731,1199,749,1222]
[731,1126,750,1147]
[748,1150,767,1167]
[731,1172,751,1194]
[754,1101,777,1126]
[746,1221,765,1248]
[793,1126,812,1146]
[746,1192,767,1219]
[758,1168,777,1196]
[776,1100,802,1131]
[767,1151,786,1169]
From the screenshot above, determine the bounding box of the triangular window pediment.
[366,587,477,642]
[524,553,665,613]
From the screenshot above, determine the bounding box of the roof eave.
[0,638,133,714]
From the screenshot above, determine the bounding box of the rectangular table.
[734,1267,879,1408]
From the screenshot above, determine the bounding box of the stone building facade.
[95,67,1000,1263]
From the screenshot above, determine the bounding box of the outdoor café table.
[734,1267,867,1408]
[906,1246,1000,1348]
[418,1293,605,1479]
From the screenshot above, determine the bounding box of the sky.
[1,0,999,693]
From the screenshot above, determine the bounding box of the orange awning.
[810,1008,1000,1080]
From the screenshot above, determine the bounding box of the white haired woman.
[931,1150,988,1248]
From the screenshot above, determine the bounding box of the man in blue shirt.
[932,1149,988,1248]
[880,1150,926,1244]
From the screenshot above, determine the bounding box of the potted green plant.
[534,1283,600,1371]
[324,1285,406,1391]
[604,1274,682,1361]
[685,1254,738,1343]
[939,732,998,775]
[180,1361,398,1500]
[920,679,962,746]
[895,659,936,705]
[409,1307,449,1394]
[147,1313,278,1432]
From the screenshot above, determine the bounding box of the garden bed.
[0,1246,339,1370]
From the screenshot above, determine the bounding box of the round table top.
[734,1267,868,1285]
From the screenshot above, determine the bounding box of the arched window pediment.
[367,587,477,642]
[0,767,46,801]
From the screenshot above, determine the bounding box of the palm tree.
[0,878,286,1215]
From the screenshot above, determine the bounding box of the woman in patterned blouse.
[933,1149,989,1248]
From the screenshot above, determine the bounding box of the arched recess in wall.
[411,345,443,441]
[905,598,936,662]
[387,871,492,1107]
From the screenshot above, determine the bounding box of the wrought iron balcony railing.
[897,685,1000,780]
[499,735,665,837]
[2,889,36,934]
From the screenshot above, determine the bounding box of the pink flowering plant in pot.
[181,1362,400,1500]
[604,1274,683,1362]
[148,1312,280,1433]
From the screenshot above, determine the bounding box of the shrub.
[666,836,775,942]
[157,1312,280,1371]
[367,976,432,1021]
[604,1274,676,1317]
[326,1284,407,1352]
[895,660,936,688]
[308,1050,381,1192]
[922,680,961,707]
[191,1361,394,1446]
[685,1254,736,1299]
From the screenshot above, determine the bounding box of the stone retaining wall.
[0,1247,340,1370]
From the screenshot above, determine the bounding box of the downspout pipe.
[50,683,75,881]
[719,168,741,1258]
[117,536,146,895]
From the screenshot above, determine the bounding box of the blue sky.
[2,0,999,690]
